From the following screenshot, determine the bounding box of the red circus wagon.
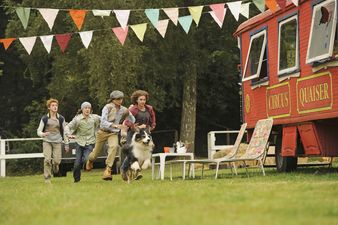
[234,0,338,171]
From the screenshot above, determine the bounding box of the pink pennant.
[55,33,72,53]
[112,27,129,45]
[276,0,286,9]
[209,3,226,24]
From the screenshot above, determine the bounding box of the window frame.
[306,0,337,64]
[278,14,299,75]
[242,29,267,82]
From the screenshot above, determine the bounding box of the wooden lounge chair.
[168,122,247,180]
[170,118,273,179]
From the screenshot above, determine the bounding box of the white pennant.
[40,35,53,53]
[19,36,37,55]
[240,3,250,19]
[113,10,130,30]
[163,8,179,26]
[92,10,111,17]
[79,31,93,49]
[156,19,169,38]
[38,8,59,31]
[291,0,299,6]
[209,9,227,28]
[227,1,242,21]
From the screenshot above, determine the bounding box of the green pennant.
[16,7,31,30]
[253,0,265,12]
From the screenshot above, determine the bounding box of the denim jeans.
[73,144,94,181]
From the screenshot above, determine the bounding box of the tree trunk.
[180,63,197,153]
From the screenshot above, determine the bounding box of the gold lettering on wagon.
[268,92,289,110]
[299,83,329,107]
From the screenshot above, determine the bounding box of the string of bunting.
[0,0,298,55]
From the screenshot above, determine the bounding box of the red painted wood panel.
[281,126,297,156]
[297,123,321,155]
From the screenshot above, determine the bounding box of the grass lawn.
[0,165,337,225]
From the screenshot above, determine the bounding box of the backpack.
[41,114,65,140]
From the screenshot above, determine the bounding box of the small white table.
[151,152,194,180]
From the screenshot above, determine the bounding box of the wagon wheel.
[275,133,298,172]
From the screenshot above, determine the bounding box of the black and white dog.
[120,128,154,183]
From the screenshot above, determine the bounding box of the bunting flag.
[209,9,227,28]
[227,1,242,21]
[253,0,266,12]
[209,3,226,25]
[156,19,169,38]
[55,33,72,53]
[291,0,299,6]
[112,27,129,45]
[130,23,147,42]
[92,10,111,17]
[69,10,87,30]
[19,36,36,55]
[188,6,204,26]
[178,15,193,34]
[79,31,93,48]
[16,7,30,30]
[0,38,16,50]
[145,9,160,27]
[240,3,251,19]
[265,0,279,12]
[113,10,130,30]
[38,8,59,31]
[40,35,53,53]
[163,8,179,26]
[276,0,286,9]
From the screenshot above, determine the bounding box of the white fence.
[0,138,43,177]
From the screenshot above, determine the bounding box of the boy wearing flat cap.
[65,102,100,182]
[86,90,134,181]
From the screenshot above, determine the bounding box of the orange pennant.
[69,10,87,30]
[0,38,16,50]
[265,0,279,12]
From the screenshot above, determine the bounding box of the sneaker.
[74,178,80,183]
[135,171,143,180]
[102,167,112,181]
[86,160,94,171]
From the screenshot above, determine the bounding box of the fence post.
[0,139,6,177]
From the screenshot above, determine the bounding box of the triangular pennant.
[38,8,59,31]
[130,23,147,42]
[240,3,251,19]
[69,10,87,30]
[16,7,30,30]
[253,0,266,12]
[39,35,53,53]
[209,9,227,28]
[276,0,286,9]
[113,10,130,30]
[156,19,169,38]
[178,15,193,34]
[112,27,129,45]
[145,9,160,27]
[55,33,72,53]
[227,1,242,21]
[291,0,299,6]
[163,8,179,26]
[92,10,111,17]
[209,4,226,25]
[79,31,93,49]
[265,0,279,12]
[0,38,16,50]
[188,6,204,26]
[19,36,36,55]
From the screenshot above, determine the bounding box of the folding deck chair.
[168,122,247,180]
[170,118,273,179]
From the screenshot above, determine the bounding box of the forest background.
[0,0,251,172]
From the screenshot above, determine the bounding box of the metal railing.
[0,138,43,177]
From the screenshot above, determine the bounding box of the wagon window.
[278,15,298,75]
[242,30,267,82]
[306,0,337,63]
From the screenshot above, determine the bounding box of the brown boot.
[86,160,93,171]
[102,167,112,181]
